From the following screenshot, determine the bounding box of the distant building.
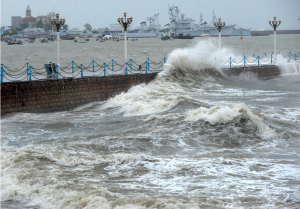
[22,28,47,36]
[36,16,49,24]
[26,5,31,17]
[22,16,37,28]
[1,26,12,35]
[11,5,53,30]
[11,16,22,29]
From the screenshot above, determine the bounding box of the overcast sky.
[1,0,300,30]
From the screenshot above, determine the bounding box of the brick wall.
[1,73,158,115]
[222,65,281,77]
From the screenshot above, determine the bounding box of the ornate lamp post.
[214,17,226,50]
[51,13,65,67]
[269,16,281,57]
[118,11,132,63]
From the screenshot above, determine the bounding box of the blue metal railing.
[1,57,166,82]
[212,51,300,68]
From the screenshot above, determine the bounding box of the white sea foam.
[185,103,274,137]
[2,141,300,208]
[158,40,234,78]
[277,61,300,74]
[103,80,188,116]
[103,40,235,117]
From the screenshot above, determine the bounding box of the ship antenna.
[200,13,203,24]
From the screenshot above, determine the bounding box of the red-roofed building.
[36,16,49,24]
[11,5,54,30]
[22,16,36,28]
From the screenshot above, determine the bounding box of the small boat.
[48,37,55,41]
[74,37,79,42]
[172,33,194,39]
[40,38,49,43]
[200,33,210,37]
[161,35,171,40]
[131,38,138,41]
[77,38,87,43]
[28,35,36,41]
[7,39,23,45]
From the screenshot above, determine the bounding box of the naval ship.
[160,6,235,37]
[231,25,251,36]
[109,13,161,38]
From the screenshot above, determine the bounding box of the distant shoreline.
[251,29,300,36]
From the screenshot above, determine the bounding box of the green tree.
[11,29,18,35]
[63,24,69,30]
[44,23,53,31]
[36,18,44,28]
[84,23,92,32]
[1,29,18,38]
[20,22,29,30]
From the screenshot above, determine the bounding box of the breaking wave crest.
[104,40,233,116]
[146,103,274,138]
[277,61,300,74]
[185,103,274,137]
[1,146,156,209]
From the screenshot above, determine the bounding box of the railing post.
[72,61,74,74]
[230,57,232,68]
[130,58,132,73]
[258,56,260,66]
[112,59,114,71]
[56,65,58,79]
[253,53,255,59]
[244,55,246,67]
[295,54,297,63]
[289,51,291,60]
[104,63,106,76]
[125,62,128,75]
[26,62,29,81]
[265,53,267,58]
[147,58,150,72]
[29,65,32,81]
[1,64,3,82]
[164,57,166,64]
[271,54,273,65]
[145,60,148,73]
[93,60,95,72]
[81,64,83,77]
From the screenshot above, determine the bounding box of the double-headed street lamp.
[118,11,133,63]
[214,17,226,51]
[51,13,65,67]
[269,16,281,58]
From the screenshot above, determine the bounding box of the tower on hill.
[26,5,31,17]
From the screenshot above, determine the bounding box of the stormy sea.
[1,35,300,208]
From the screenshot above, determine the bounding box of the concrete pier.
[1,73,158,116]
[222,65,281,78]
[1,65,282,115]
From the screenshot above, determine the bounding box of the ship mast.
[200,13,203,24]
[212,10,216,24]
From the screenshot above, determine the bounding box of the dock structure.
[1,73,158,115]
[1,53,299,115]
[250,29,300,36]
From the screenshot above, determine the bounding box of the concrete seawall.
[1,73,158,116]
[222,65,281,78]
[1,65,281,116]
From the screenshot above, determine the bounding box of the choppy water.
[1,35,300,209]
